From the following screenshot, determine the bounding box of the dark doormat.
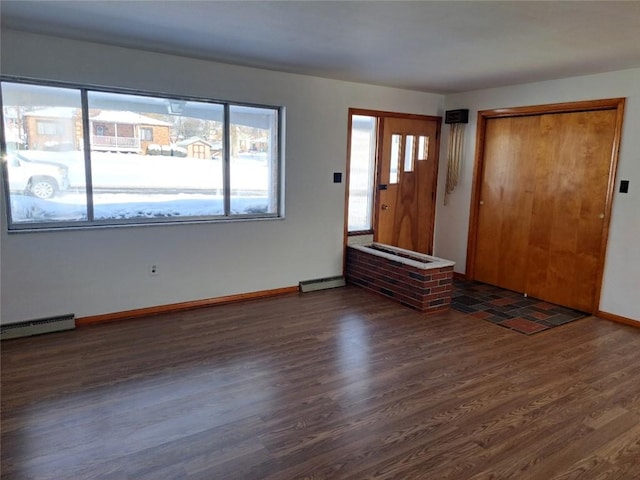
[452,278,588,335]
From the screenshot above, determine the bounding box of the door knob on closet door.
[381,204,389,210]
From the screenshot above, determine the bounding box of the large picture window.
[0,79,283,230]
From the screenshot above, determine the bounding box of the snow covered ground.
[9,150,275,224]
[17,150,270,192]
[10,192,270,224]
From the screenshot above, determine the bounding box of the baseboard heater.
[0,314,76,340]
[299,276,346,293]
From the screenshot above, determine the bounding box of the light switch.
[620,180,629,193]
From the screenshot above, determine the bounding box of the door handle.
[381,204,389,210]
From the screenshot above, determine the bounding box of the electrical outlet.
[149,264,159,276]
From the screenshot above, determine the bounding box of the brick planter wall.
[346,245,454,313]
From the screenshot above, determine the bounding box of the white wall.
[0,30,444,324]
[435,68,640,321]
[3,31,637,324]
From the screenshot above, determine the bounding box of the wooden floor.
[2,286,640,479]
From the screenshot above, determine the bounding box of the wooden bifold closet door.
[471,101,623,313]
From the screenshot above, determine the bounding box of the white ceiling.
[2,1,640,93]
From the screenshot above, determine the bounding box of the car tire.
[29,176,58,199]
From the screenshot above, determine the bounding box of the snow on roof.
[176,136,215,147]
[90,110,172,126]
[24,107,77,118]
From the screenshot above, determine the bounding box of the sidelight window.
[347,115,377,232]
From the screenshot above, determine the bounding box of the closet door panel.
[475,108,618,312]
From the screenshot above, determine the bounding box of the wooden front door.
[375,116,440,254]
[470,100,624,313]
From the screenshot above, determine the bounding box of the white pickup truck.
[3,153,70,199]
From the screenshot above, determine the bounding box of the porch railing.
[91,135,140,149]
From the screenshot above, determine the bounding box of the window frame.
[0,76,285,232]
[345,113,379,235]
[36,120,62,136]
[139,126,153,141]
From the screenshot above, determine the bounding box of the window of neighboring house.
[347,114,377,232]
[140,127,153,141]
[36,120,61,135]
[0,78,283,230]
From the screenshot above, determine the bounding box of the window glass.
[87,91,225,221]
[140,127,153,141]
[229,105,279,215]
[1,81,88,224]
[37,120,62,135]
[404,135,415,172]
[418,135,429,160]
[1,79,282,230]
[347,115,376,231]
[389,134,402,184]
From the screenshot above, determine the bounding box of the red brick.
[346,246,452,314]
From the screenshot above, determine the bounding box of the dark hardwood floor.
[2,286,640,479]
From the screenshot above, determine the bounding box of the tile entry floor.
[452,278,588,335]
